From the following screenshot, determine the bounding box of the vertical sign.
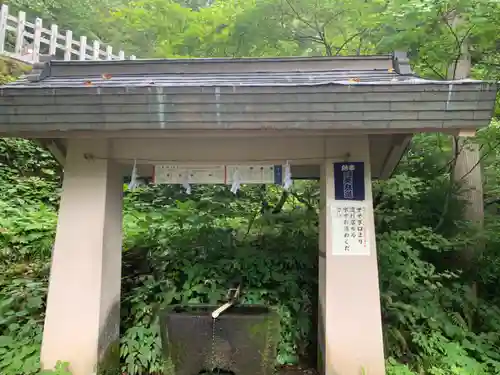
[332,161,369,255]
[331,201,369,255]
[333,162,365,201]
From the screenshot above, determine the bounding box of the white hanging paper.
[230,169,241,194]
[128,159,140,191]
[283,161,292,190]
[182,171,192,195]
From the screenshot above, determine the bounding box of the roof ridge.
[24,53,402,82]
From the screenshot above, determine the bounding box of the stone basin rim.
[164,304,275,316]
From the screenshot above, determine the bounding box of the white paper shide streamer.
[230,169,241,194]
[182,171,192,195]
[283,161,292,190]
[128,159,140,191]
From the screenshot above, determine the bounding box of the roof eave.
[0,82,495,134]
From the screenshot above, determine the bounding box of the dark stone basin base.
[160,304,280,375]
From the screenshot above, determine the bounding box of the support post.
[41,139,123,375]
[318,136,385,375]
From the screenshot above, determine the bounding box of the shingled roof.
[0,52,496,133]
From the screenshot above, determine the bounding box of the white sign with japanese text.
[154,165,226,184]
[331,200,370,256]
[153,164,283,184]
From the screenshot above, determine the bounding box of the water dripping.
[210,317,217,372]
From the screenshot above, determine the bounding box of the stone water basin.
[160,305,280,375]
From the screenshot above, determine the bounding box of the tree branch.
[291,191,315,211]
[334,29,367,56]
[420,55,446,79]
[458,139,500,182]
[283,0,317,32]
[292,31,325,44]
[282,0,336,56]
[272,191,290,214]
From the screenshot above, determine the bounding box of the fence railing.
[0,3,135,64]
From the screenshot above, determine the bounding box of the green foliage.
[0,57,31,84]
[38,362,72,375]
[0,261,47,375]
[0,139,58,375]
[0,138,60,207]
[120,190,318,372]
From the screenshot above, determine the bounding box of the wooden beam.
[36,139,66,165]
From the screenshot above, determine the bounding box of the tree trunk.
[453,138,484,264]
[449,14,484,270]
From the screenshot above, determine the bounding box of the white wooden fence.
[0,3,135,64]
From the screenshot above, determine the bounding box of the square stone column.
[318,136,385,375]
[41,139,123,375]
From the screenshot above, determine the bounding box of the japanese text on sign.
[333,162,365,201]
[331,201,369,256]
[341,164,355,199]
[153,164,284,185]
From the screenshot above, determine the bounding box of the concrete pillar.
[318,136,385,375]
[41,139,123,375]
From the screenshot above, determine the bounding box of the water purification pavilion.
[0,52,496,375]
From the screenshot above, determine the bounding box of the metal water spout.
[211,283,241,319]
